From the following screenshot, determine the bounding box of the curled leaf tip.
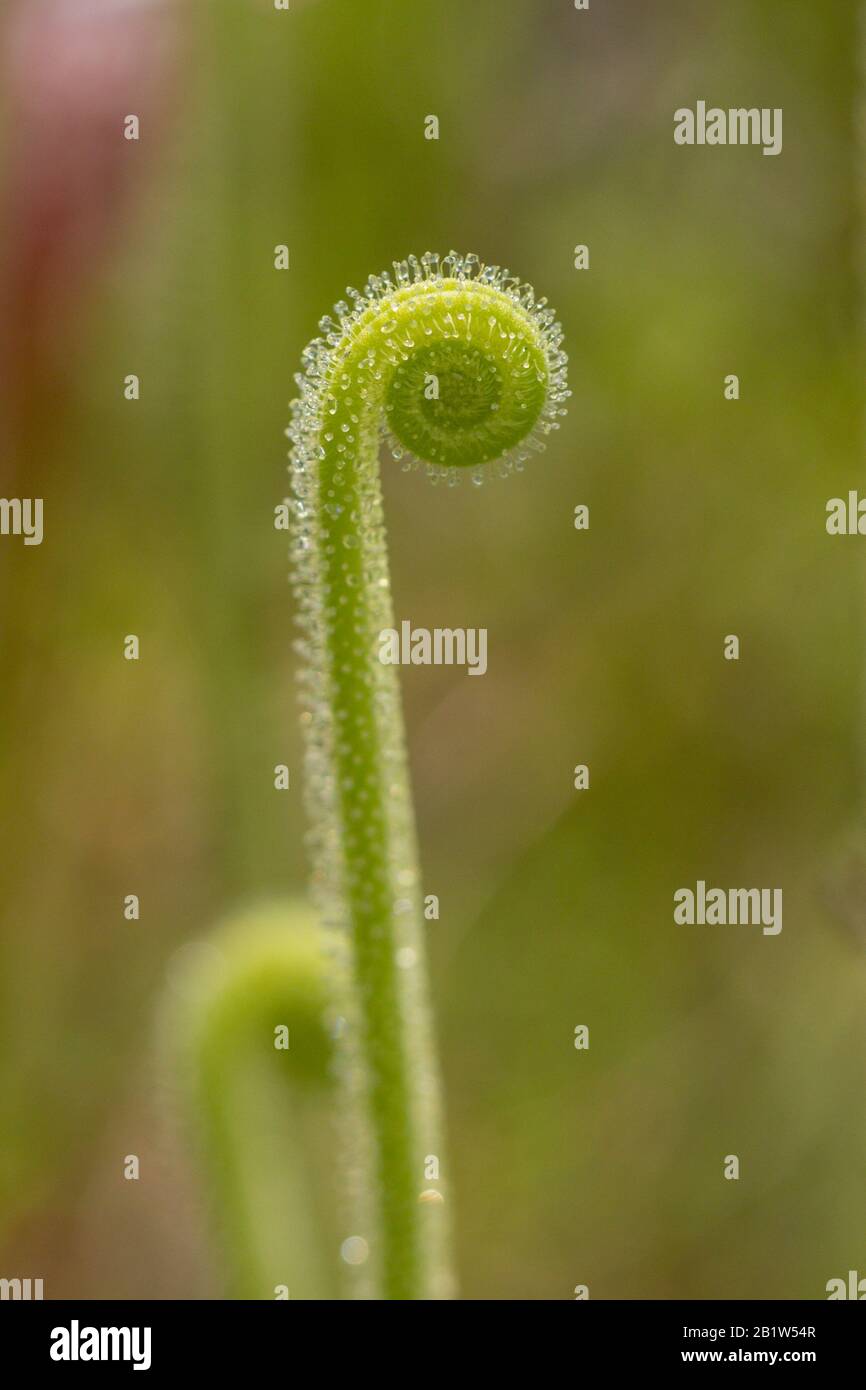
[288,250,569,487]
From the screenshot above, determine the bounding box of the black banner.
[0,1299,861,1374]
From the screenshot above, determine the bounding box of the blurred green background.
[0,0,862,1299]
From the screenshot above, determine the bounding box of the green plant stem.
[167,902,335,1299]
[304,387,445,1300]
[289,254,567,1299]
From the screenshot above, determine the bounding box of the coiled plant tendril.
[287,251,568,1300]
[165,902,335,1299]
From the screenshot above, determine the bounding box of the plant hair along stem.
[287,251,568,1299]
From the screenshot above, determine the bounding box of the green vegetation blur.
[0,0,862,1298]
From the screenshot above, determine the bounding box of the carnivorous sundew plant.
[287,251,569,1299]
[167,903,336,1299]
